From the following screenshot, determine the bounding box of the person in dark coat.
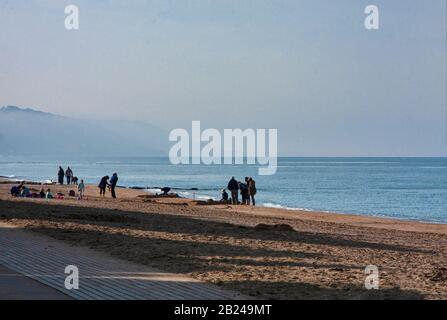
[239,181,249,205]
[10,185,20,197]
[109,173,118,198]
[98,176,109,197]
[65,167,73,185]
[160,187,171,196]
[221,189,229,202]
[227,176,239,205]
[58,166,65,185]
[246,177,257,206]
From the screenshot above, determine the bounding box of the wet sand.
[0,182,446,299]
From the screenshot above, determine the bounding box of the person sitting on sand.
[58,166,65,185]
[46,189,53,199]
[238,181,249,205]
[10,185,20,197]
[20,185,31,197]
[65,167,73,185]
[246,177,257,206]
[221,189,229,202]
[78,179,85,200]
[39,188,46,198]
[98,176,109,197]
[227,177,239,205]
[109,173,118,198]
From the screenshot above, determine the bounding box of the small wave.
[145,188,218,201]
[262,202,314,212]
[145,188,162,194]
[178,191,218,201]
[0,174,16,179]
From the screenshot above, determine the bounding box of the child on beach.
[20,185,31,197]
[221,189,229,202]
[45,189,53,199]
[78,179,85,200]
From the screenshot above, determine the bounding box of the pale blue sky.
[0,0,445,156]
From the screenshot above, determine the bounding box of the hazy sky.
[0,0,445,156]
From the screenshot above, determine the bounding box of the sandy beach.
[0,181,446,300]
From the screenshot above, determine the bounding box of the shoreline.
[2,176,446,228]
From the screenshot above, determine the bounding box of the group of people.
[57,166,78,185]
[223,176,257,205]
[10,183,55,199]
[98,173,119,198]
[59,167,119,199]
[11,168,256,204]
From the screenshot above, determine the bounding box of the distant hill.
[0,106,167,156]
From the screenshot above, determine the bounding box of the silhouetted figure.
[98,176,109,197]
[160,187,171,196]
[78,180,85,200]
[65,167,73,185]
[239,181,249,205]
[227,177,239,205]
[109,173,118,198]
[58,166,64,185]
[247,177,257,206]
[10,185,20,197]
[221,189,229,202]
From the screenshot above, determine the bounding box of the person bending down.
[98,176,109,197]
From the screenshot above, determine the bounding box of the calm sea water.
[1,156,446,223]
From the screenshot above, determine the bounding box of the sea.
[1,156,446,224]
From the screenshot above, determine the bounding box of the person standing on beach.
[78,179,85,200]
[98,175,109,197]
[247,177,257,206]
[58,166,64,185]
[227,176,239,205]
[239,181,249,205]
[109,173,118,198]
[65,167,73,185]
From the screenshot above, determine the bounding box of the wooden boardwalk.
[0,222,244,300]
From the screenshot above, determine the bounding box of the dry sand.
[0,182,446,299]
